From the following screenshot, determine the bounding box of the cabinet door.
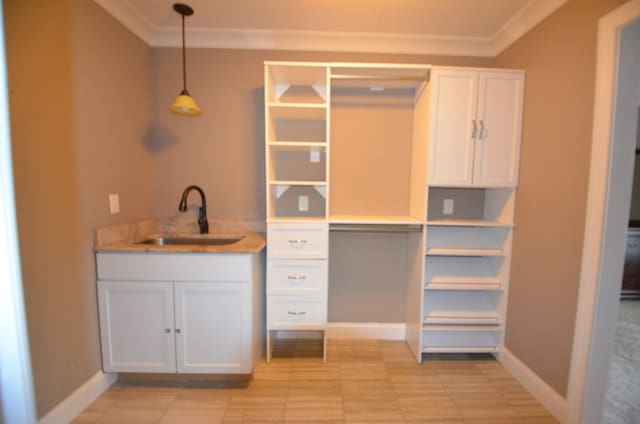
[174,282,251,374]
[428,69,478,187]
[97,281,175,373]
[473,72,524,187]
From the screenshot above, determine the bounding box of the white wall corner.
[500,348,568,423]
[491,0,569,55]
[92,0,155,45]
[38,371,117,424]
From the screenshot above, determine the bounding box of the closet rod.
[329,224,423,233]
[331,74,428,82]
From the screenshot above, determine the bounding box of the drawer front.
[267,260,327,295]
[267,295,326,327]
[267,223,328,259]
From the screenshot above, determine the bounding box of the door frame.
[567,1,640,422]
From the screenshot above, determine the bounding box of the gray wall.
[4,0,155,417]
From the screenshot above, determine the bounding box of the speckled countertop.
[94,218,266,254]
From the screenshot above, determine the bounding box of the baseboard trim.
[38,371,117,424]
[500,348,567,422]
[327,322,406,340]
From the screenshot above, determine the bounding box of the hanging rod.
[329,223,424,233]
[331,74,428,82]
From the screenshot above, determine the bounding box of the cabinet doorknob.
[288,239,308,247]
[472,120,477,139]
[287,275,307,281]
[478,120,485,139]
[164,328,171,333]
[175,328,181,334]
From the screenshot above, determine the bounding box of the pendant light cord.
[181,13,187,94]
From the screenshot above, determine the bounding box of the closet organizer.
[264,62,524,362]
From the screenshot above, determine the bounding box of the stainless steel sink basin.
[136,236,244,246]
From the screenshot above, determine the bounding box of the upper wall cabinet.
[427,69,524,188]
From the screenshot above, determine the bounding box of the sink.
[136,236,244,246]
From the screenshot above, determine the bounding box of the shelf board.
[422,324,504,332]
[426,219,514,228]
[268,142,327,151]
[423,315,502,325]
[268,103,327,119]
[422,346,499,354]
[329,215,424,225]
[269,180,328,187]
[267,217,327,223]
[426,277,503,291]
[425,247,504,257]
[267,324,326,331]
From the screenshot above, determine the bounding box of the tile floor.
[74,339,559,423]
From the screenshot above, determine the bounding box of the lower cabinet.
[96,252,261,374]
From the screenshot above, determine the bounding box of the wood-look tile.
[77,340,558,424]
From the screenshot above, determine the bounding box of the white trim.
[326,322,406,340]
[92,0,155,44]
[567,2,640,423]
[0,4,37,422]
[500,348,567,422]
[38,372,117,424]
[492,0,569,55]
[92,0,566,56]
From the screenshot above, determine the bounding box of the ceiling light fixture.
[170,3,201,116]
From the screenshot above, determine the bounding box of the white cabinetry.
[96,253,260,374]
[428,69,524,187]
[422,188,516,354]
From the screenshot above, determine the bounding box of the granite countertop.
[94,219,266,254]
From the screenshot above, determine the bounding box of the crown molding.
[492,0,569,55]
[93,0,568,57]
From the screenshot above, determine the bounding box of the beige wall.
[493,0,627,396]
[4,0,154,417]
[150,49,491,221]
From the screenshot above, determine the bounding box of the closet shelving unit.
[265,62,524,362]
[421,188,517,354]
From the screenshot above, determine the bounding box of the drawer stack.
[266,223,328,362]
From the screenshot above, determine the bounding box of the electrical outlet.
[109,193,120,214]
[310,149,320,163]
[443,198,454,215]
[298,195,309,212]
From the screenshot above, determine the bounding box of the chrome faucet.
[178,185,209,234]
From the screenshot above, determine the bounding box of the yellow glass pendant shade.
[170,90,201,116]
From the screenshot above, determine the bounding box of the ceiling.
[93,0,567,57]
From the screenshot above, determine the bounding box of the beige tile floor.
[74,339,559,423]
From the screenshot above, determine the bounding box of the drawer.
[267,295,326,328]
[267,223,328,259]
[267,260,327,295]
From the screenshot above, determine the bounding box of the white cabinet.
[96,253,260,374]
[428,69,524,187]
[97,281,175,373]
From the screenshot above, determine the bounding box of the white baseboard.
[500,348,567,423]
[327,322,406,340]
[38,371,117,424]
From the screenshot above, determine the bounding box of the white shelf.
[269,180,328,187]
[426,219,514,228]
[268,103,327,119]
[422,346,499,354]
[268,142,327,150]
[425,247,504,256]
[423,312,501,325]
[426,278,503,291]
[267,217,327,223]
[330,215,424,225]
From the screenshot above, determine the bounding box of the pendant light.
[170,3,201,116]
